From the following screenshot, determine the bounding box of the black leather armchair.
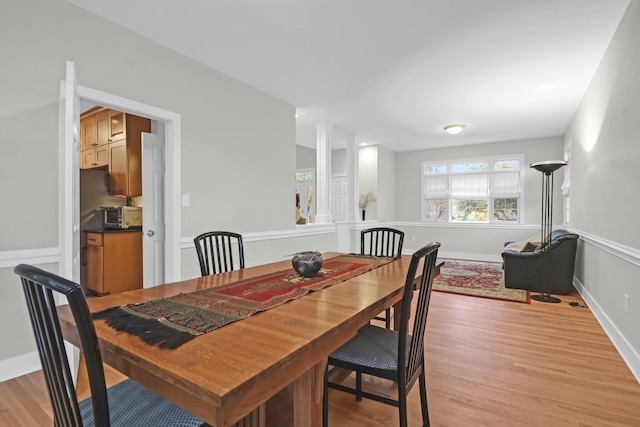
[502,230,579,295]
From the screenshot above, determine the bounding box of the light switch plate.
[182,194,190,207]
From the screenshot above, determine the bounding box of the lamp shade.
[530,160,567,174]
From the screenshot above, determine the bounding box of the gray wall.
[0,0,334,367]
[296,145,316,170]
[566,0,640,374]
[376,145,396,222]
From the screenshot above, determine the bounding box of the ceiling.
[66,0,629,152]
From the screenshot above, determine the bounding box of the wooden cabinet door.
[80,149,95,169]
[108,110,126,142]
[95,110,110,146]
[80,115,96,151]
[108,140,127,196]
[95,145,109,167]
[103,232,143,293]
[85,233,104,294]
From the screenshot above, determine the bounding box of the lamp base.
[531,293,561,303]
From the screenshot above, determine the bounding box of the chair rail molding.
[570,227,640,267]
[181,224,336,249]
[0,248,60,269]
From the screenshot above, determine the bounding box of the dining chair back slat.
[324,242,440,427]
[13,264,205,427]
[360,227,405,328]
[360,227,405,259]
[194,231,245,276]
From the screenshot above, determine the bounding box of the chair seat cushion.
[79,379,205,427]
[329,324,410,376]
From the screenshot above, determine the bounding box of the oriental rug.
[93,254,392,349]
[433,259,530,304]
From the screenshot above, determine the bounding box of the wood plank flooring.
[2,290,639,426]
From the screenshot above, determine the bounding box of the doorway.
[61,71,183,286]
[295,169,315,225]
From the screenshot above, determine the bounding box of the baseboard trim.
[0,351,41,383]
[573,276,640,384]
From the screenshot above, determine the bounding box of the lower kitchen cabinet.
[84,230,142,295]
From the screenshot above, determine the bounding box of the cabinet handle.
[92,143,98,146]
[82,247,86,265]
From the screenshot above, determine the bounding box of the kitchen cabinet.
[81,145,109,169]
[80,114,96,151]
[79,108,150,197]
[84,231,143,295]
[95,109,111,147]
[106,112,149,196]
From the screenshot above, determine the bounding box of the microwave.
[103,206,142,229]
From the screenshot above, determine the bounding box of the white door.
[142,132,166,287]
[61,60,81,282]
[60,60,81,382]
[331,175,348,222]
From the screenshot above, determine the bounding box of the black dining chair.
[323,241,440,427]
[194,231,245,276]
[361,227,405,328]
[13,263,207,427]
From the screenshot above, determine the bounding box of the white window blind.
[424,175,448,198]
[450,174,488,197]
[491,172,520,198]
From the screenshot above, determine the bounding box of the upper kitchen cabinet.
[80,113,96,151]
[80,107,150,197]
[107,112,150,197]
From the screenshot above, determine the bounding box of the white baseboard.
[573,276,640,383]
[0,351,41,383]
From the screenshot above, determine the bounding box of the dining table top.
[57,252,430,427]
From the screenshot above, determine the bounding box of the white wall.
[566,0,640,379]
[296,145,316,170]
[376,145,396,222]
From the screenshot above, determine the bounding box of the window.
[422,154,524,224]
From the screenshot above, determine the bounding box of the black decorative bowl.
[292,251,323,277]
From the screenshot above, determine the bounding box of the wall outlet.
[624,294,629,312]
[412,235,416,242]
[182,194,190,207]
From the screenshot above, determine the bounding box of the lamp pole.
[530,160,567,303]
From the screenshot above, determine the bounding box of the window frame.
[421,154,525,225]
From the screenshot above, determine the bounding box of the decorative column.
[314,123,334,224]
[345,135,360,224]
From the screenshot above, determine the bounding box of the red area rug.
[433,259,530,303]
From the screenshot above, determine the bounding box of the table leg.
[293,361,326,427]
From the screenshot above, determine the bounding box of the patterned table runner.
[93,254,393,349]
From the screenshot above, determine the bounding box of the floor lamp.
[530,160,567,303]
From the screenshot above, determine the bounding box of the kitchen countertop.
[85,227,143,233]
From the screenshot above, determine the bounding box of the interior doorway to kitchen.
[61,62,183,286]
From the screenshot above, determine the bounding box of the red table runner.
[93,254,393,349]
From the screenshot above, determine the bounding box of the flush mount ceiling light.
[444,124,466,135]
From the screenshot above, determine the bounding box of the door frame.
[61,85,183,283]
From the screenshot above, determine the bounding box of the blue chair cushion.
[79,379,205,427]
[329,324,411,374]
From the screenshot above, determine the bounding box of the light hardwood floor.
[2,290,639,426]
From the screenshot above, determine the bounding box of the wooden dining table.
[58,252,441,427]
